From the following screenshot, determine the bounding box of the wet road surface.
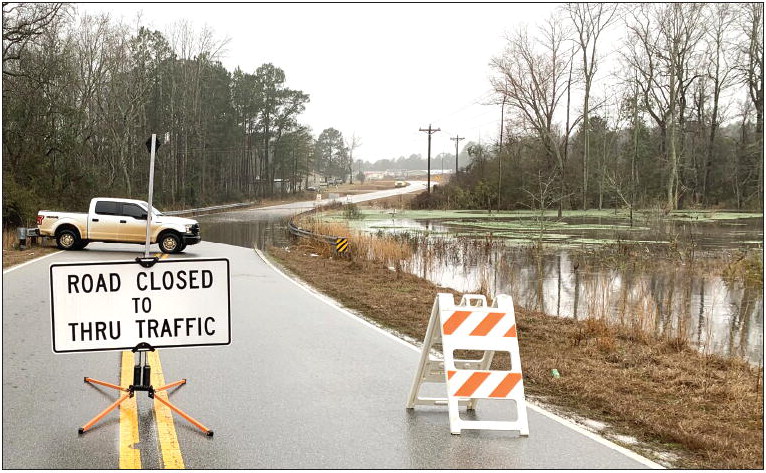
[3,239,660,469]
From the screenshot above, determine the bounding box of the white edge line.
[254,248,418,352]
[525,404,665,469]
[3,250,62,275]
[254,247,665,470]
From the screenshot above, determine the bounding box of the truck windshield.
[138,203,164,217]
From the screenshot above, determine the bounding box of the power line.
[426,89,496,124]
[419,124,440,193]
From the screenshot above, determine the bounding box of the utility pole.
[419,124,440,193]
[450,135,464,176]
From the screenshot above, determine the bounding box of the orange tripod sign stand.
[50,255,229,436]
[407,293,529,436]
[79,342,213,436]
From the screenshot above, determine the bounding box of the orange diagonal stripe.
[443,311,471,335]
[454,372,491,397]
[447,370,456,379]
[489,372,522,398]
[470,312,505,336]
[505,324,517,337]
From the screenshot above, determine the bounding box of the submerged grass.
[268,242,764,469]
[337,208,763,223]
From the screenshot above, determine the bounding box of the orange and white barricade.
[406,293,529,436]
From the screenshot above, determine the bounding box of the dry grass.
[268,243,764,470]
[721,250,764,287]
[294,215,414,269]
[2,228,58,268]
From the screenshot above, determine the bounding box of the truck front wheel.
[56,229,81,250]
[159,232,182,254]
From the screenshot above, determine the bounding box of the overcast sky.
[80,2,561,163]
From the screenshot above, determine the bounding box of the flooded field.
[324,208,764,363]
[198,205,763,364]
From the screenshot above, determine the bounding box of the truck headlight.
[185,224,193,233]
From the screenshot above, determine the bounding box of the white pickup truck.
[36,197,201,253]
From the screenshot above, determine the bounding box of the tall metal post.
[144,134,157,258]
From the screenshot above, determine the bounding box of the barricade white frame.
[406,293,529,436]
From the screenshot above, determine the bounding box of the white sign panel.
[50,258,230,353]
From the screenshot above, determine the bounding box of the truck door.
[90,200,123,241]
[119,203,149,243]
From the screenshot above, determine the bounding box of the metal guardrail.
[17,227,42,250]
[164,201,258,216]
[287,209,349,253]
[287,219,338,245]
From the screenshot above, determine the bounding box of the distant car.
[395,181,406,188]
[307,186,318,192]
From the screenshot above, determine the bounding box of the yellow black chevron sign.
[335,238,349,253]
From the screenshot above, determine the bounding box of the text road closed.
[50,258,230,353]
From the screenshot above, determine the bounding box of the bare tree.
[564,2,618,210]
[491,13,578,214]
[736,3,764,207]
[345,133,362,184]
[700,3,736,204]
[2,3,66,69]
[623,3,705,209]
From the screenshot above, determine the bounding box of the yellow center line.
[121,252,177,468]
[149,350,185,469]
[119,351,141,469]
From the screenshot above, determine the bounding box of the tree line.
[2,4,354,225]
[424,3,763,213]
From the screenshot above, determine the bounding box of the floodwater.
[198,207,763,364]
[370,214,764,364]
[197,207,298,249]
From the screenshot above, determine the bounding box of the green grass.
[316,206,761,249]
[665,210,763,221]
[335,208,762,223]
[441,220,651,232]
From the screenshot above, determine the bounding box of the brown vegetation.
[2,228,57,268]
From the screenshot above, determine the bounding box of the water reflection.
[197,209,295,249]
[407,238,763,363]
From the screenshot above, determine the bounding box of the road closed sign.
[50,258,230,353]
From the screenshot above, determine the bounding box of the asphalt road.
[2,235,661,469]
[223,180,428,216]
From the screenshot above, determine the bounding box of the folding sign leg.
[79,376,132,434]
[151,392,213,436]
[84,376,129,393]
[79,392,132,434]
[447,394,463,435]
[154,378,187,392]
[406,295,446,409]
[517,397,530,437]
